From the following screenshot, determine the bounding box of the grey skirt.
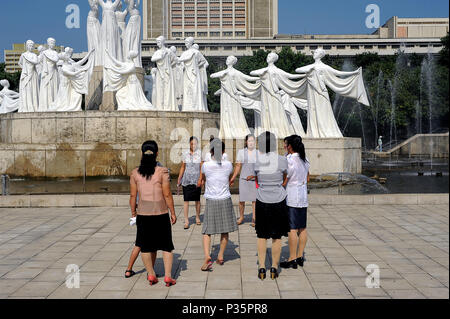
[202,198,238,235]
[239,178,257,202]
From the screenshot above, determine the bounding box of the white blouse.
[286,153,310,208]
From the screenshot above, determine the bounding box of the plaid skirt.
[202,198,238,235]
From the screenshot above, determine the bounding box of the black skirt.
[135,213,175,253]
[183,185,202,202]
[255,199,290,240]
[287,207,307,230]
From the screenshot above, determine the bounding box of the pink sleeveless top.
[130,167,169,216]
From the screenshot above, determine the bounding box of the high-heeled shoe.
[164,277,176,287]
[270,267,278,280]
[280,260,298,269]
[258,268,266,280]
[147,274,158,286]
[296,257,305,267]
[201,258,213,272]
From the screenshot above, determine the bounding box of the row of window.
[170,31,246,38]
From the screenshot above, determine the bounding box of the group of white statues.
[1,0,371,139]
[215,49,370,139]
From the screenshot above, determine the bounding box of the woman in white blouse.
[281,135,310,269]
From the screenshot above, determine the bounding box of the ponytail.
[138,140,158,179]
[286,135,307,162]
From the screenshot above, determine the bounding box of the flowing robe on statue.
[18,52,39,112]
[195,50,209,112]
[38,49,60,111]
[254,66,307,139]
[50,57,94,112]
[181,49,207,112]
[124,11,142,68]
[213,68,260,139]
[152,48,177,111]
[87,13,103,67]
[104,55,153,111]
[0,87,20,114]
[300,63,369,138]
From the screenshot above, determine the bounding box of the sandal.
[216,259,225,266]
[196,220,201,226]
[125,270,136,278]
[201,258,213,272]
[184,223,190,230]
[237,218,244,225]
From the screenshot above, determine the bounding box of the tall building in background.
[143,0,278,40]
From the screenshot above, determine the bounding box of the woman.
[87,0,103,67]
[124,0,142,67]
[177,136,202,230]
[200,139,238,271]
[98,0,123,67]
[248,131,289,280]
[129,141,177,287]
[230,134,257,226]
[18,40,40,113]
[281,135,310,268]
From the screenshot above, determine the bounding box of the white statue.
[104,50,154,111]
[211,56,261,139]
[50,48,95,112]
[18,40,40,113]
[87,0,103,66]
[250,52,306,139]
[36,45,45,78]
[170,46,184,107]
[295,48,370,138]
[99,0,123,71]
[151,36,177,111]
[115,1,128,41]
[179,37,208,112]
[151,67,157,106]
[124,0,142,68]
[0,80,20,114]
[38,37,60,111]
[193,43,209,111]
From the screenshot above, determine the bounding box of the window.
[235,31,245,37]
[223,31,233,37]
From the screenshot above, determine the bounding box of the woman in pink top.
[129,141,177,287]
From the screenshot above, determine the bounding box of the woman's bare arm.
[162,170,177,225]
[129,174,137,217]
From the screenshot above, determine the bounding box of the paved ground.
[0,203,448,299]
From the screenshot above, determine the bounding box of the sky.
[0,0,449,61]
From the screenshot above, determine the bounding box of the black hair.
[210,138,225,165]
[189,136,198,143]
[138,140,158,179]
[244,134,255,149]
[257,131,277,154]
[209,135,215,143]
[286,135,307,162]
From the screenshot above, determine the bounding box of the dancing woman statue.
[87,0,103,67]
[151,36,177,111]
[18,40,40,112]
[38,37,60,111]
[99,0,123,68]
[211,56,261,139]
[250,52,306,139]
[104,49,154,110]
[50,48,95,112]
[124,0,142,67]
[295,48,370,138]
[115,1,128,56]
[0,80,20,114]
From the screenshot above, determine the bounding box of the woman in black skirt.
[177,136,202,229]
[130,141,178,287]
[247,131,290,280]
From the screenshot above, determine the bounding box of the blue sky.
[1,0,448,61]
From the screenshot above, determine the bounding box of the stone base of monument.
[85,66,146,111]
[0,111,360,178]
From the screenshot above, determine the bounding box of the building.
[143,0,278,40]
[140,13,448,68]
[3,43,65,74]
[373,17,449,38]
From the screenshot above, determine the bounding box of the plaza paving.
[0,203,448,299]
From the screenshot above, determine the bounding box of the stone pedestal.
[86,66,103,110]
[101,91,117,111]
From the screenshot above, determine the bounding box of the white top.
[202,160,233,200]
[203,152,228,162]
[286,153,310,208]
